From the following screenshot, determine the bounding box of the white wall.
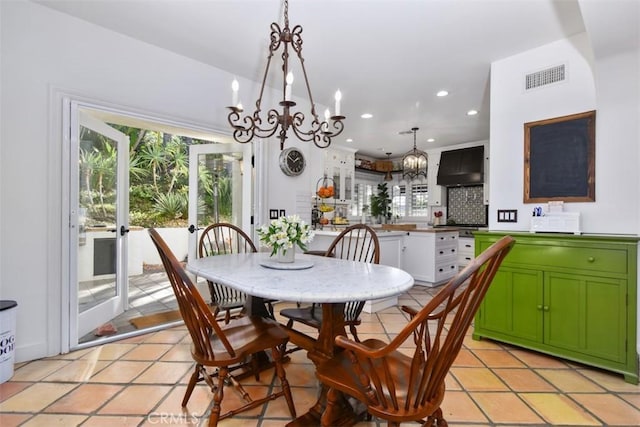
[489,33,601,231]
[490,29,638,235]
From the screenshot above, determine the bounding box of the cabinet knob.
[543,306,549,311]
[587,257,595,263]
[537,305,543,310]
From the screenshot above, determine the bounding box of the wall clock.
[279,147,306,176]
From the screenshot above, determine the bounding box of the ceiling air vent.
[525,64,565,90]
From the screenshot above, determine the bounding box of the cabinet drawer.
[435,233,458,247]
[435,245,458,260]
[434,261,458,282]
[506,244,628,274]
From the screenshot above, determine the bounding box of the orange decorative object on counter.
[317,185,335,198]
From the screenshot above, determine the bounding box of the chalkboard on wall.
[524,110,595,203]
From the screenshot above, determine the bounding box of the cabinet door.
[378,236,402,268]
[544,272,627,363]
[426,151,444,206]
[323,149,354,204]
[401,232,434,281]
[477,267,543,344]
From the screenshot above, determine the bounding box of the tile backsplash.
[447,186,487,225]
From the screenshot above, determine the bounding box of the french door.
[187,143,253,263]
[69,105,130,345]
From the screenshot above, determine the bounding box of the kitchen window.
[353,176,429,220]
[391,183,428,218]
[409,184,428,216]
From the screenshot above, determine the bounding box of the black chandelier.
[227,0,345,150]
[402,127,428,181]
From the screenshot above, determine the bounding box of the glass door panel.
[188,144,252,263]
[72,108,130,341]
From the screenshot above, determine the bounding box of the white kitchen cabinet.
[323,147,356,204]
[426,150,445,206]
[402,231,459,286]
[363,231,404,313]
[377,232,403,268]
[457,237,475,268]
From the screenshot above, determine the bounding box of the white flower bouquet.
[257,215,314,256]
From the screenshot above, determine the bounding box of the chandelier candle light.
[227,0,345,150]
[402,127,428,181]
[257,215,314,263]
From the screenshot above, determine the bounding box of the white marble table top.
[187,252,414,303]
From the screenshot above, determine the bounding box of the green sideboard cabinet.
[473,231,638,384]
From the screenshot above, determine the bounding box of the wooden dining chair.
[280,224,380,342]
[316,235,515,427]
[198,222,274,322]
[148,228,296,427]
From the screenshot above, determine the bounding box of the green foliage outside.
[79,125,233,228]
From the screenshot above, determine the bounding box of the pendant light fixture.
[402,127,428,181]
[384,152,393,181]
[227,0,345,150]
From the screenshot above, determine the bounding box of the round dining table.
[187,251,414,426]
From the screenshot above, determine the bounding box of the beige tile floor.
[1,287,640,426]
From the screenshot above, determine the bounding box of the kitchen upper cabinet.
[474,231,639,384]
[323,147,356,204]
[426,150,444,206]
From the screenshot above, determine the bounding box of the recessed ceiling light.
[436,90,449,97]
[361,113,373,119]
[427,138,435,143]
[467,109,478,116]
[346,138,353,142]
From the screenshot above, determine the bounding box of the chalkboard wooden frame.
[524,110,595,203]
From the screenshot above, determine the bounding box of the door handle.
[120,226,130,236]
[188,224,202,233]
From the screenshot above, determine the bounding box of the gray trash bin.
[0,300,18,383]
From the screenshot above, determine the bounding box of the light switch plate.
[497,209,518,223]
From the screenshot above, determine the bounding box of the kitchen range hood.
[437,146,484,186]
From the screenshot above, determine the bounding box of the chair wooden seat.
[149,228,296,427]
[316,235,515,426]
[280,224,379,343]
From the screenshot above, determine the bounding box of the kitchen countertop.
[311,226,461,236]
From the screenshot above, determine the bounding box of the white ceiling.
[35,0,587,157]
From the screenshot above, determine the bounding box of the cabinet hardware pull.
[587,257,595,263]
[543,306,549,311]
[537,305,543,310]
